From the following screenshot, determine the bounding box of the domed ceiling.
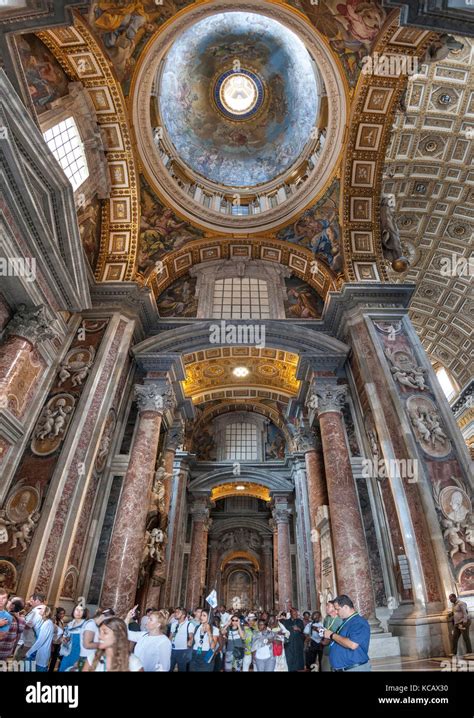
[158,11,319,187]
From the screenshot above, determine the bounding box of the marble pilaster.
[262,540,273,610]
[186,497,210,610]
[272,497,292,611]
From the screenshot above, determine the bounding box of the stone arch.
[220,550,260,572]
[340,14,438,282]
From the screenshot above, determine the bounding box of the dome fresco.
[158,12,319,187]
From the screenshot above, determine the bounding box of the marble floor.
[372,654,474,671]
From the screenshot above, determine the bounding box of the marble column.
[272,498,292,611]
[262,539,273,610]
[186,498,210,610]
[101,381,175,615]
[0,305,52,406]
[305,438,327,606]
[316,383,376,620]
[207,539,220,592]
[270,519,279,608]
[162,421,184,516]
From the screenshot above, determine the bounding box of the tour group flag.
[206,589,218,608]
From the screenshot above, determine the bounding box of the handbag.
[273,640,283,657]
[232,645,245,661]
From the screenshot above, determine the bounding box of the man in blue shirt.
[322,594,371,671]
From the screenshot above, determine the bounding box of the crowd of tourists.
[0,588,470,672]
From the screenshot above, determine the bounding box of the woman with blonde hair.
[83,616,143,672]
[125,606,171,672]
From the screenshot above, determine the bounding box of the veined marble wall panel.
[371,318,473,597]
[0,319,110,596]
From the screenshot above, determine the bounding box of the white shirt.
[128,631,171,672]
[304,621,324,643]
[21,605,45,648]
[192,626,219,652]
[80,619,100,664]
[26,619,55,667]
[220,612,231,625]
[169,619,194,650]
[94,654,142,672]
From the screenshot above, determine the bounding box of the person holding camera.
[322,595,371,672]
[252,618,276,672]
[304,611,324,671]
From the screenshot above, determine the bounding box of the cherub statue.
[0,510,12,544]
[441,518,466,559]
[36,408,55,440]
[426,412,448,447]
[409,409,431,443]
[10,513,39,552]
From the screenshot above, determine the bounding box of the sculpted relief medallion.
[406,395,451,458]
[31,393,76,456]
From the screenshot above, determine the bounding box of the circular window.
[214,69,264,120]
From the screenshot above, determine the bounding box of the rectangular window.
[212,277,270,319]
[225,422,258,460]
[43,117,89,191]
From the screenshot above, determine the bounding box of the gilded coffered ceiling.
[383,36,474,388]
[182,347,300,403]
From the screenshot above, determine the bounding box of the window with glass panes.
[43,117,89,191]
[212,277,270,319]
[224,422,258,460]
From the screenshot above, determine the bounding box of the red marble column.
[270,519,279,608]
[272,498,292,611]
[305,441,327,603]
[0,305,52,409]
[317,383,375,619]
[185,498,210,610]
[101,382,175,615]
